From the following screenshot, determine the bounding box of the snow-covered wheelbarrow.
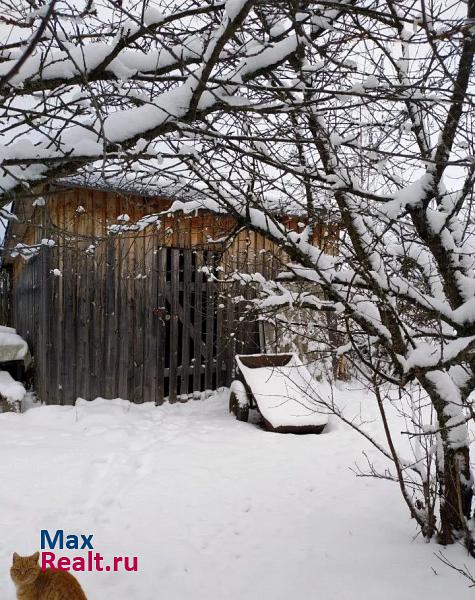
[229,353,329,434]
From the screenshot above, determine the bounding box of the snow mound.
[0,370,26,404]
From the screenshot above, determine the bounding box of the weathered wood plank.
[143,235,158,404]
[39,247,50,404]
[133,237,146,403]
[49,245,61,405]
[117,237,130,400]
[180,249,192,398]
[87,246,98,401]
[204,264,215,392]
[225,281,236,385]
[192,251,204,395]
[156,247,167,404]
[215,288,224,388]
[104,237,116,398]
[62,244,75,405]
[126,239,137,401]
[168,248,180,403]
[75,249,86,400]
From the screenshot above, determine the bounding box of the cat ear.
[12,552,19,562]
[32,552,40,562]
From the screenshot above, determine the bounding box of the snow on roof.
[56,170,207,202]
[55,169,324,218]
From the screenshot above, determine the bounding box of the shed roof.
[56,171,206,202]
[55,165,320,218]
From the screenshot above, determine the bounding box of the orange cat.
[11,552,87,600]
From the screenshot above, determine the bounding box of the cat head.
[10,552,41,585]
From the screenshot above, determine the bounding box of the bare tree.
[1,0,475,551]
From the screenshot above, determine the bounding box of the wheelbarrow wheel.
[229,380,249,422]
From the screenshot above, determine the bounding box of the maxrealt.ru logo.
[40,530,138,572]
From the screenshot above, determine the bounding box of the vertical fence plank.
[156,247,166,404]
[144,235,158,404]
[204,273,215,392]
[215,291,224,388]
[117,237,129,400]
[126,239,137,401]
[87,248,97,401]
[62,244,75,405]
[192,251,204,395]
[75,250,86,400]
[0,270,11,326]
[96,245,106,400]
[104,237,116,398]
[168,249,180,403]
[40,248,50,404]
[180,249,192,398]
[225,281,236,385]
[133,239,145,403]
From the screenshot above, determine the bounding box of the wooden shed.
[1,181,338,406]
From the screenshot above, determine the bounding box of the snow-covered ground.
[0,385,473,600]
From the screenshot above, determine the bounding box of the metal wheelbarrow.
[229,353,329,434]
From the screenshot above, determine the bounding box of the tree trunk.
[422,376,474,551]
[438,442,473,551]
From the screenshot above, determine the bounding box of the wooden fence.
[9,236,259,405]
[0,269,11,326]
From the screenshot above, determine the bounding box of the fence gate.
[131,246,236,404]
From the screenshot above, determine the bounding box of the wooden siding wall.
[8,186,339,405]
[43,188,338,274]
